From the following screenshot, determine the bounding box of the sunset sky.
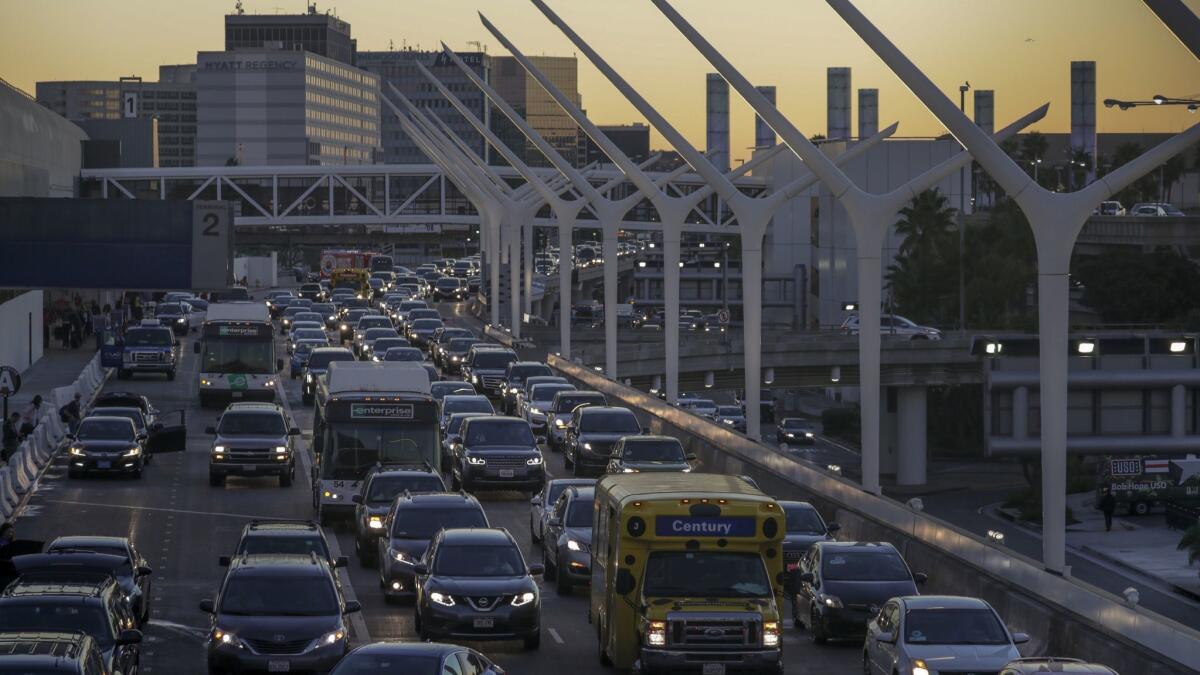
[4,0,1199,164]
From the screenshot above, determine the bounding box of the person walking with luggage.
[1099,486,1117,532]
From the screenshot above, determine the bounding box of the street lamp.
[958,81,970,333]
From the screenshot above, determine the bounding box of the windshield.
[400,302,426,311]
[822,552,911,581]
[238,534,330,559]
[411,319,443,330]
[643,551,772,598]
[432,383,473,399]
[384,348,425,362]
[125,329,172,347]
[622,440,684,462]
[784,507,827,535]
[472,352,517,369]
[364,329,398,340]
[307,352,353,370]
[904,608,1008,645]
[717,406,742,417]
[0,605,113,646]
[465,420,534,447]
[77,419,134,441]
[782,419,811,430]
[566,498,594,527]
[157,303,183,315]
[323,424,438,479]
[437,280,459,289]
[97,409,145,431]
[448,338,479,351]
[444,398,494,416]
[446,414,484,436]
[203,339,274,374]
[370,338,405,352]
[293,329,326,342]
[531,385,573,403]
[220,575,338,616]
[219,413,286,436]
[508,365,551,381]
[332,654,438,675]
[359,318,392,329]
[555,394,605,412]
[433,544,524,577]
[391,508,488,538]
[580,410,641,434]
[367,474,445,504]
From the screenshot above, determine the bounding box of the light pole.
[958,81,969,333]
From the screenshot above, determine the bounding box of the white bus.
[194,302,280,408]
[312,362,438,524]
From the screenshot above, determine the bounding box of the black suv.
[200,554,361,674]
[448,417,544,494]
[606,435,695,474]
[302,347,355,405]
[565,406,645,476]
[0,569,142,675]
[430,327,475,368]
[500,362,553,414]
[45,536,154,626]
[352,466,447,567]
[462,348,519,399]
[434,277,466,302]
[440,337,482,374]
[207,402,300,487]
[0,631,109,674]
[219,520,348,570]
[377,492,490,601]
[413,528,542,649]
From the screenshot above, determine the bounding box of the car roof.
[580,406,634,416]
[563,486,595,501]
[548,478,595,487]
[47,536,129,551]
[223,402,284,414]
[3,574,114,598]
[900,595,989,610]
[310,347,353,356]
[438,528,513,546]
[1001,658,1116,674]
[813,541,899,554]
[399,492,481,507]
[244,521,322,535]
[0,630,92,660]
[350,641,462,657]
[228,554,335,576]
[79,415,134,426]
[369,467,441,480]
[621,435,679,444]
[443,394,490,403]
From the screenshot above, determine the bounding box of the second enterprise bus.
[313,361,439,524]
[195,303,281,408]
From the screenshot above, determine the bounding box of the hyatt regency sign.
[204,59,299,71]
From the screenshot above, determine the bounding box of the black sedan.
[330,641,506,675]
[414,528,542,650]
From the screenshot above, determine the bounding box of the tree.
[1109,142,1159,205]
[1073,248,1200,325]
[1160,153,1187,204]
[1020,131,1048,162]
[962,198,1037,329]
[886,189,958,326]
[1178,523,1200,568]
[1067,147,1093,191]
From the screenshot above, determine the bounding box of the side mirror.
[528,563,545,576]
[150,422,164,433]
[642,426,651,434]
[826,523,841,533]
[116,629,143,646]
[448,435,461,446]
[413,563,428,575]
[136,565,153,576]
[530,496,542,506]
[193,342,201,354]
[217,556,231,567]
[351,495,363,504]
[913,572,928,585]
[1012,631,1030,645]
[136,433,147,442]
[548,517,562,527]
[205,426,217,435]
[334,556,349,569]
[289,427,301,436]
[799,572,815,584]
[875,631,896,644]
[686,453,698,461]
[199,598,215,614]
[173,340,181,348]
[344,600,362,614]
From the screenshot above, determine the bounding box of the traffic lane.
[21,336,318,675]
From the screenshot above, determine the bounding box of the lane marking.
[548,627,565,645]
[38,498,283,521]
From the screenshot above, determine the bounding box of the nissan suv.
[207,402,300,487]
[377,492,490,601]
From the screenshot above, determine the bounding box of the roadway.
[15,297,863,675]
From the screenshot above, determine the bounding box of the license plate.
[702,665,726,675]
[268,661,291,673]
[473,618,495,628]
[97,461,111,469]
[231,391,243,398]
[499,469,514,478]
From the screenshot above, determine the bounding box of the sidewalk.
[3,347,97,464]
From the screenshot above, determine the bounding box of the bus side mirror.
[193,342,201,354]
[615,568,637,596]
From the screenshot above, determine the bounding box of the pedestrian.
[1099,486,1117,532]
[19,395,44,438]
[1,413,19,461]
[59,392,83,434]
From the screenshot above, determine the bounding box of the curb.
[1080,544,1200,602]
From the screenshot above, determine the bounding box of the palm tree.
[1178,523,1200,569]
[1067,148,1093,191]
[1021,132,1049,162]
[894,189,957,259]
[886,189,959,324]
[1160,153,1187,204]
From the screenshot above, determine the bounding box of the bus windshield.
[643,551,772,598]
[322,423,438,479]
[202,339,274,374]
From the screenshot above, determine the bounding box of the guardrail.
[0,353,110,524]
[548,355,1200,675]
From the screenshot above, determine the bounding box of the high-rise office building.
[358,49,492,164]
[585,123,651,165]
[491,55,583,168]
[225,6,355,65]
[195,50,380,166]
[36,65,199,167]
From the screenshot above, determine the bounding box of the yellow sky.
[4,0,1199,164]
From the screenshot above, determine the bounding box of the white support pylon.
[650,0,1048,484]
[484,12,901,407]
[822,0,1200,572]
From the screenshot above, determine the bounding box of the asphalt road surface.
[17,300,863,675]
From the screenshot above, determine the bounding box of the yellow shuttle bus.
[591,473,785,675]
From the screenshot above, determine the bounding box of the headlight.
[430,591,455,607]
[305,373,313,383]
[392,549,415,564]
[200,378,211,386]
[211,628,242,648]
[527,455,543,466]
[912,661,930,675]
[509,386,520,394]
[328,315,337,321]
[763,621,780,647]
[123,446,142,457]
[69,446,86,456]
[263,379,275,388]
[368,516,383,529]
[819,593,843,608]
[176,318,186,324]
[621,467,639,473]
[555,418,566,428]
[511,591,536,607]
[529,407,542,416]
[314,628,346,648]
[340,324,348,330]
[212,445,227,454]
[373,356,380,362]
[805,432,814,438]
[466,455,487,465]
[451,356,460,362]
[566,539,585,552]
[583,442,593,451]
[647,620,667,646]
[784,432,795,438]
[471,375,479,384]
[723,419,735,425]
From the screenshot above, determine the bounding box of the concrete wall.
[0,79,87,198]
[547,356,1199,675]
[0,291,44,373]
[233,253,277,289]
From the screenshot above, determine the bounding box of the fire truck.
[318,250,373,279]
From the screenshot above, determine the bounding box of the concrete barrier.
[10,450,34,493]
[0,468,17,509]
[20,443,40,476]
[5,458,26,496]
[548,356,1200,675]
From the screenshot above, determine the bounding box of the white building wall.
[0,291,44,373]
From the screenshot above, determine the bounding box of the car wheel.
[810,608,828,645]
[415,610,431,641]
[302,392,314,405]
[563,447,574,468]
[543,548,557,582]
[68,469,80,479]
[531,516,540,545]
[209,472,224,487]
[1131,500,1151,516]
[523,631,541,650]
[356,538,373,568]
[279,466,293,487]
[117,369,129,380]
[131,466,143,480]
[555,561,572,596]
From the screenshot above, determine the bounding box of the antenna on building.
[234,0,244,15]
[389,39,395,51]
[467,41,484,53]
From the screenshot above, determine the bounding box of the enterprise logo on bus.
[209,325,270,337]
[350,403,414,420]
[655,516,756,537]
